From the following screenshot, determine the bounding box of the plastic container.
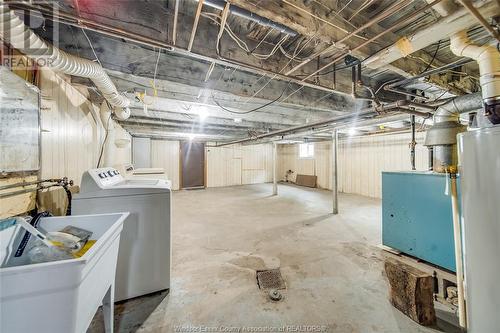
[0,212,128,333]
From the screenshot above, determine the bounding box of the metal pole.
[273,142,278,195]
[410,115,416,170]
[332,130,339,214]
[428,147,434,171]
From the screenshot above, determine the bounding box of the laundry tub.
[0,212,128,333]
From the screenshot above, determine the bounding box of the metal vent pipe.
[201,0,298,36]
[424,92,483,172]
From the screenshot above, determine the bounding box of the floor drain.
[256,269,286,290]
[268,289,283,301]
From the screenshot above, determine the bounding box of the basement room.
[0,0,499,332]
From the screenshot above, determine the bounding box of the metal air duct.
[201,0,298,37]
[424,92,483,172]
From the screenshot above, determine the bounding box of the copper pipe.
[300,0,443,82]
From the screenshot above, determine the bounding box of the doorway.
[180,141,205,189]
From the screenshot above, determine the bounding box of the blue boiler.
[382,171,459,272]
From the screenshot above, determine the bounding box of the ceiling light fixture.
[198,108,209,121]
[234,118,242,123]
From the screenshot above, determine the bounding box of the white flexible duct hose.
[0,4,131,119]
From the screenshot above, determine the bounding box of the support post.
[332,130,338,214]
[410,115,416,170]
[273,142,278,195]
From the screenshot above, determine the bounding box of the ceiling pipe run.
[0,3,131,119]
[216,100,431,146]
[200,0,298,36]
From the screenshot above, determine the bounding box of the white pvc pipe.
[0,4,131,119]
[450,30,500,102]
[450,174,467,328]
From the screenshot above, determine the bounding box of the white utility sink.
[0,212,128,333]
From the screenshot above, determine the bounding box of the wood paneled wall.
[278,132,429,198]
[151,140,180,190]
[39,70,99,185]
[1,69,132,218]
[148,142,274,189]
[39,70,131,185]
[207,143,273,187]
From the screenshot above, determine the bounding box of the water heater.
[458,125,500,331]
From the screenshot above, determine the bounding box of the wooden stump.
[385,258,436,326]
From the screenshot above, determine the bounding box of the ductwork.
[0,4,131,120]
[201,0,298,36]
[424,92,483,172]
[450,30,500,124]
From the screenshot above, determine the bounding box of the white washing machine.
[72,167,171,301]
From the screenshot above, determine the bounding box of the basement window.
[299,143,314,159]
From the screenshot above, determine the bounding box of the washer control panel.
[88,167,124,187]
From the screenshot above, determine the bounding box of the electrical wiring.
[215,5,230,55]
[241,33,317,106]
[212,85,288,114]
[250,27,274,54]
[420,40,441,74]
[203,12,289,60]
[96,108,112,168]
[136,48,162,107]
[81,28,102,67]
[152,47,161,90]
[278,45,308,62]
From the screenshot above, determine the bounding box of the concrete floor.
[89,184,460,333]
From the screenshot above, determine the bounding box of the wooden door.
[180,141,205,189]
